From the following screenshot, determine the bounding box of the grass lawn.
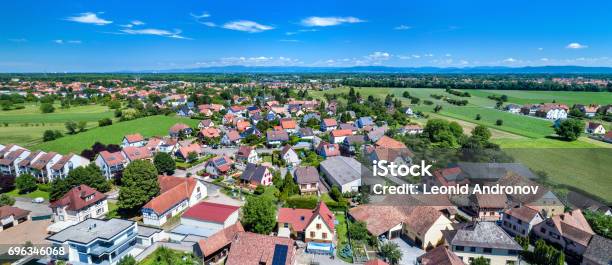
[335,212,353,263]
[5,185,50,200]
[0,103,113,147]
[105,201,119,219]
[32,115,200,154]
[139,247,198,265]
[466,90,612,106]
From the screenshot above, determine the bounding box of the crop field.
[0,103,113,146]
[313,86,612,202]
[33,115,199,154]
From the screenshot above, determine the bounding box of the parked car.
[32,197,45,203]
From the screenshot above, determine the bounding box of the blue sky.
[2,0,612,72]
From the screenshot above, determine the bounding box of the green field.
[0,103,113,146]
[313,87,612,202]
[33,115,199,154]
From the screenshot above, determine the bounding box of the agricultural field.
[0,103,113,146]
[33,115,199,154]
[313,86,612,202]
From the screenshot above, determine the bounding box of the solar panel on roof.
[271,244,288,265]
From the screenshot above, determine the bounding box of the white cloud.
[503,58,517,63]
[120,20,145,28]
[301,16,365,27]
[54,40,64,44]
[206,56,301,66]
[54,39,82,44]
[190,12,210,19]
[394,25,412,30]
[285,29,318,36]
[566,42,588,49]
[120,28,190,39]
[201,22,216,27]
[366,51,391,61]
[540,58,549,62]
[65,12,112,25]
[537,47,544,51]
[222,20,274,33]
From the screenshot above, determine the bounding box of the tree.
[433,105,443,113]
[66,164,111,192]
[77,121,87,132]
[380,241,402,265]
[154,152,176,175]
[43,130,59,141]
[471,125,492,142]
[15,174,37,193]
[555,118,584,141]
[583,210,612,239]
[470,256,490,265]
[65,121,78,134]
[475,114,481,120]
[187,151,198,162]
[349,221,369,241]
[98,118,113,127]
[117,255,136,265]
[117,160,160,212]
[496,119,504,126]
[0,194,15,206]
[329,186,343,202]
[49,178,71,201]
[241,196,276,234]
[40,103,55,113]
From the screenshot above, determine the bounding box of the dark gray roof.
[583,235,612,265]
[267,130,289,141]
[137,225,162,237]
[240,163,268,183]
[47,218,135,244]
[450,222,522,251]
[294,166,319,184]
[343,135,366,145]
[298,128,314,137]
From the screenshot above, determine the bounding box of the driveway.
[0,219,52,245]
[390,238,425,265]
[13,197,52,217]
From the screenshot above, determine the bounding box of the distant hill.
[129,65,612,74]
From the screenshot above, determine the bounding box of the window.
[540,227,546,233]
[322,233,327,239]
[284,223,289,228]
[470,247,475,252]
[310,231,315,238]
[455,246,464,251]
[316,224,321,229]
[483,248,492,254]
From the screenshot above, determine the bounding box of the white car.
[32,197,45,203]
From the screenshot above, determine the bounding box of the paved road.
[13,197,52,217]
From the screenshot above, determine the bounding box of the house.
[157,138,179,154]
[321,118,338,132]
[277,202,335,250]
[404,107,415,116]
[447,222,522,265]
[298,127,315,140]
[366,146,413,169]
[469,193,507,221]
[267,130,289,147]
[504,104,521,114]
[366,126,389,142]
[581,235,612,265]
[223,113,237,125]
[205,155,234,177]
[399,124,424,135]
[320,156,362,193]
[349,205,453,250]
[198,119,215,129]
[235,120,251,132]
[341,135,366,155]
[49,154,90,180]
[17,150,47,177]
[520,104,540,116]
[199,127,222,140]
[417,246,465,265]
[532,209,594,255]
[330,129,352,144]
[50,185,108,223]
[194,222,245,264]
[221,130,242,146]
[535,104,568,120]
[28,151,63,182]
[175,143,202,161]
[240,163,272,187]
[496,173,565,218]
[280,145,301,167]
[95,151,128,180]
[46,218,142,265]
[121,133,146,147]
[316,142,340,158]
[583,105,600,118]
[0,148,30,177]
[0,206,30,231]
[225,232,296,265]
[501,205,544,237]
[566,191,612,216]
[605,131,612,143]
[228,105,246,116]
[356,116,375,128]
[122,146,154,162]
[365,260,390,265]
[142,175,207,227]
[181,202,240,231]
[235,146,260,165]
[293,166,320,196]
[280,118,298,134]
[586,122,606,134]
[375,135,407,149]
[169,123,193,138]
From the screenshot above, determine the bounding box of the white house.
[121,133,146,147]
[180,202,240,231]
[586,122,606,135]
[49,154,90,180]
[235,146,260,165]
[95,151,128,180]
[142,176,207,227]
[320,156,362,193]
[49,185,108,225]
[501,205,544,237]
[280,145,301,168]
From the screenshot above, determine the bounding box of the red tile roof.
[418,246,464,265]
[277,202,334,232]
[0,205,30,219]
[199,127,221,138]
[182,202,239,223]
[197,222,244,257]
[50,184,107,211]
[550,209,594,247]
[226,232,295,265]
[122,146,153,161]
[331,129,352,137]
[364,259,390,265]
[375,136,407,149]
[169,123,190,133]
[124,133,144,143]
[99,151,126,166]
[323,118,338,127]
[280,119,297,129]
[143,176,198,215]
